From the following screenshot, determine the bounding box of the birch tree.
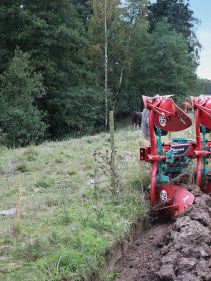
[88,0,151,123]
[88,0,130,128]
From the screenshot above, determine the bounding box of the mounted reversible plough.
[140,95,211,218]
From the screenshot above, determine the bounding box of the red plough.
[140,95,211,218]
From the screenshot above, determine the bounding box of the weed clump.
[16,162,28,172]
[34,177,54,189]
[23,146,38,161]
[93,150,125,195]
[19,238,49,261]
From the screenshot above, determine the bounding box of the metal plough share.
[140,95,211,218]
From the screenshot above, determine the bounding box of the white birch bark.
[104,0,108,129]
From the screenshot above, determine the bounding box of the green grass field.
[0,126,149,281]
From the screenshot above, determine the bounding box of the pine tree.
[0,49,46,147]
[0,0,90,137]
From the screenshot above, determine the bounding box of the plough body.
[140,95,211,218]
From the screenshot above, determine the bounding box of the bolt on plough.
[140,95,211,218]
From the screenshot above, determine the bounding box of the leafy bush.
[48,87,104,138]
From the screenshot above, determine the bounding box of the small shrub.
[45,198,59,207]
[68,171,76,176]
[48,231,60,245]
[16,162,28,173]
[12,223,22,235]
[106,270,118,281]
[35,177,54,188]
[23,146,38,161]
[60,210,73,225]
[86,139,93,144]
[19,238,49,261]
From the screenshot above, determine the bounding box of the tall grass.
[0,127,149,281]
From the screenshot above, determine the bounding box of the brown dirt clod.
[114,185,211,281]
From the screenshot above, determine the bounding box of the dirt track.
[115,186,211,281]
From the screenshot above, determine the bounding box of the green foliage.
[37,249,82,280]
[0,0,94,139]
[48,87,104,137]
[148,0,200,59]
[128,19,197,100]
[88,0,131,110]
[116,0,150,112]
[0,49,46,147]
[0,0,200,142]
[195,78,211,95]
[72,0,91,26]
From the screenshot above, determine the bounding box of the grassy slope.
[0,126,150,281]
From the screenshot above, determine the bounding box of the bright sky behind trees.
[189,0,211,80]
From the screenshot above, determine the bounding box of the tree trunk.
[104,0,108,129]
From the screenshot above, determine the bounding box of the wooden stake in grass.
[14,185,21,234]
[109,110,114,151]
[109,110,115,193]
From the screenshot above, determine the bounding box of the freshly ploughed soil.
[114,185,211,281]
